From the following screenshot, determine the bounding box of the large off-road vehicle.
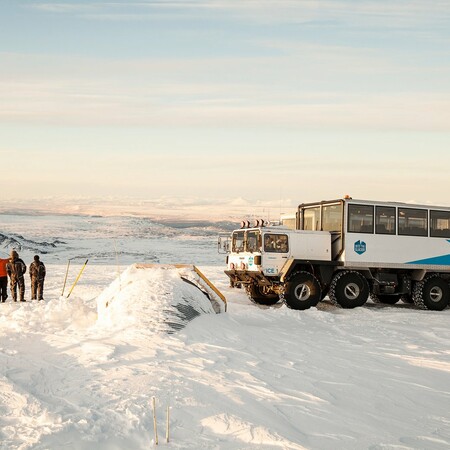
[220,197,450,311]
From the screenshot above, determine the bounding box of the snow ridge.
[96,265,218,334]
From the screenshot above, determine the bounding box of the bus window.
[376,206,396,235]
[430,210,450,238]
[398,208,427,237]
[348,204,374,233]
[322,204,342,232]
[303,207,320,230]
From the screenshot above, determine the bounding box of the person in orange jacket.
[0,257,8,302]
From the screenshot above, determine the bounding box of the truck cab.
[227,228,290,276]
[225,224,332,307]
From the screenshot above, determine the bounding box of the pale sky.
[1,0,450,212]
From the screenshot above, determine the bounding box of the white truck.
[221,197,450,311]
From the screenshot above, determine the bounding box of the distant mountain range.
[0,196,295,222]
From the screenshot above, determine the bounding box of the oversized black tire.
[246,284,280,306]
[412,275,450,311]
[329,271,369,308]
[284,271,322,310]
[371,294,401,305]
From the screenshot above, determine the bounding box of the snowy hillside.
[1,214,450,449]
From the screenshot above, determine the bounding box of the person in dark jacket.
[29,255,46,301]
[6,250,27,302]
[0,257,8,302]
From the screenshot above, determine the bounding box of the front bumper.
[224,269,273,286]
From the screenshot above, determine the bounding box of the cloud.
[30,0,450,27]
[2,73,450,131]
[32,3,99,13]
[2,4,450,132]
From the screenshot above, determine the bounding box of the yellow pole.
[67,259,88,299]
[61,259,71,297]
[193,266,227,311]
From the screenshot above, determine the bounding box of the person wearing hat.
[0,256,9,302]
[29,255,46,301]
[6,250,27,302]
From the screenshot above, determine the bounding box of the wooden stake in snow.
[166,404,170,443]
[152,396,158,445]
[61,259,71,297]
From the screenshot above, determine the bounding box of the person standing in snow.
[6,250,27,302]
[0,256,9,302]
[29,255,46,301]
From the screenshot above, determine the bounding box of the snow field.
[0,263,449,449]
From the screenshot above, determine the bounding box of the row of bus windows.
[348,205,450,238]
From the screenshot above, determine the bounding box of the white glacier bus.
[222,197,450,311]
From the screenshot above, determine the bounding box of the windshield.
[232,230,261,253]
[246,231,260,252]
[232,231,245,252]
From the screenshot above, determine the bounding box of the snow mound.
[96,264,219,333]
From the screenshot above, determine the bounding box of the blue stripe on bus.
[406,240,450,265]
[406,254,450,266]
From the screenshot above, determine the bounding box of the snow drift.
[96,264,222,334]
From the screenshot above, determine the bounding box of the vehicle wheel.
[412,275,450,311]
[329,271,369,308]
[371,294,401,305]
[284,271,322,310]
[246,284,280,306]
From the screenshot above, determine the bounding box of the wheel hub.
[429,286,443,303]
[344,282,360,300]
[295,283,311,301]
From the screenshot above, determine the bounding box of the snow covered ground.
[1,214,450,449]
